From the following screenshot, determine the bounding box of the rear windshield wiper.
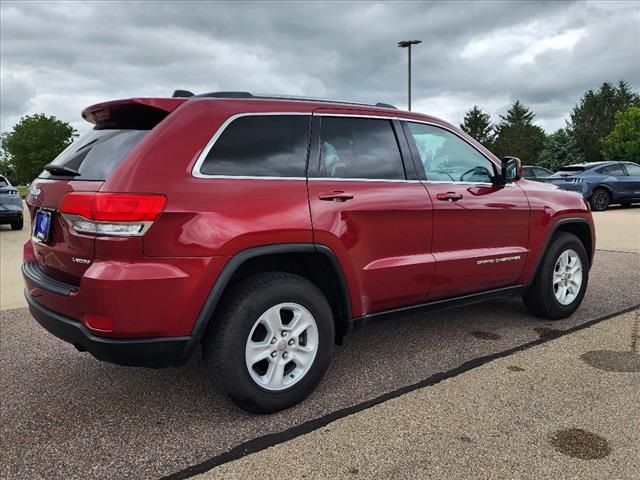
[44,164,80,176]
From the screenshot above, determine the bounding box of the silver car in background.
[0,176,24,230]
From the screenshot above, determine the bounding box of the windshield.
[40,129,148,181]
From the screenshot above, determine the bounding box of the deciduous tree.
[601,105,640,162]
[1,114,76,184]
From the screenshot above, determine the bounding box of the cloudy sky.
[1,0,638,134]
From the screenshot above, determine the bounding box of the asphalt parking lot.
[1,205,639,479]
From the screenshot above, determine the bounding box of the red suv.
[23,92,595,413]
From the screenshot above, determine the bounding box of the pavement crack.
[630,311,640,354]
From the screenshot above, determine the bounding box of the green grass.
[17,186,28,198]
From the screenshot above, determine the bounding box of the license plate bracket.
[34,209,52,243]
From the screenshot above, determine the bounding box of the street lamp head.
[398,40,422,48]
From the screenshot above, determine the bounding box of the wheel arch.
[590,184,613,198]
[529,218,594,286]
[184,243,352,359]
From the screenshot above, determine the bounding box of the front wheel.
[523,232,589,320]
[204,272,334,413]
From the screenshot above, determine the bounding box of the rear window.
[314,117,405,180]
[0,176,8,187]
[41,129,148,181]
[199,115,311,177]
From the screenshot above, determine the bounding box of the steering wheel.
[460,166,491,182]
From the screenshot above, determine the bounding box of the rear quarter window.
[41,129,148,181]
[198,115,311,177]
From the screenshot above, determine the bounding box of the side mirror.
[500,156,522,183]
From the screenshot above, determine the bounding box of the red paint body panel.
[308,180,434,315]
[426,182,530,299]
[22,96,595,349]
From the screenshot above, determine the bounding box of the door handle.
[318,191,354,202]
[436,192,463,202]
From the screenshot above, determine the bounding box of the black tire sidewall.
[590,189,610,211]
[212,274,334,413]
[537,234,589,319]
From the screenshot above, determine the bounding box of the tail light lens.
[60,192,166,236]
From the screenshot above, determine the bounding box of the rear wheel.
[204,272,334,413]
[589,188,610,211]
[523,232,589,320]
[10,218,23,230]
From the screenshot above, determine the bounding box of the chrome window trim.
[191,111,510,187]
[191,112,311,179]
[308,177,421,184]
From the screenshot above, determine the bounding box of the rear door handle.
[436,192,463,202]
[318,191,354,202]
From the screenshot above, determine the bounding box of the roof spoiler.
[82,98,187,129]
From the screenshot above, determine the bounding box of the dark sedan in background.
[0,175,24,230]
[546,161,640,211]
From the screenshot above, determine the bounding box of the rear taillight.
[59,192,166,236]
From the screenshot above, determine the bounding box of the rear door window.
[41,129,148,181]
[314,116,405,180]
[199,115,311,177]
[598,164,626,175]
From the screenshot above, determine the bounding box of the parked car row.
[0,175,24,230]
[523,161,640,211]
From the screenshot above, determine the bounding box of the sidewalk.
[197,310,640,480]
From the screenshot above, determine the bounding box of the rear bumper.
[25,292,193,368]
[0,206,22,222]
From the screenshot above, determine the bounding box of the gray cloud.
[1,0,638,134]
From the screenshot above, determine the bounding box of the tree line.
[1,80,639,185]
[461,80,640,171]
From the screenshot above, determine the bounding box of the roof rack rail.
[191,91,397,109]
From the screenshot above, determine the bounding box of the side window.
[625,163,640,176]
[317,117,405,180]
[407,122,496,183]
[533,167,551,178]
[200,115,310,177]
[598,164,625,176]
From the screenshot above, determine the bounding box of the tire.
[589,188,610,211]
[203,272,334,413]
[10,218,23,230]
[523,232,589,320]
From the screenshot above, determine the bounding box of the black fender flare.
[527,217,594,288]
[181,243,351,361]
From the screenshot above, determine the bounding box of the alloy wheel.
[245,302,319,391]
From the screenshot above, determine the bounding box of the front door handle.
[318,191,354,202]
[436,192,463,202]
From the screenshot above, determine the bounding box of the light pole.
[397,40,421,111]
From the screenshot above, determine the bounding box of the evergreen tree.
[460,106,494,148]
[491,100,546,165]
[537,129,584,171]
[567,80,639,163]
